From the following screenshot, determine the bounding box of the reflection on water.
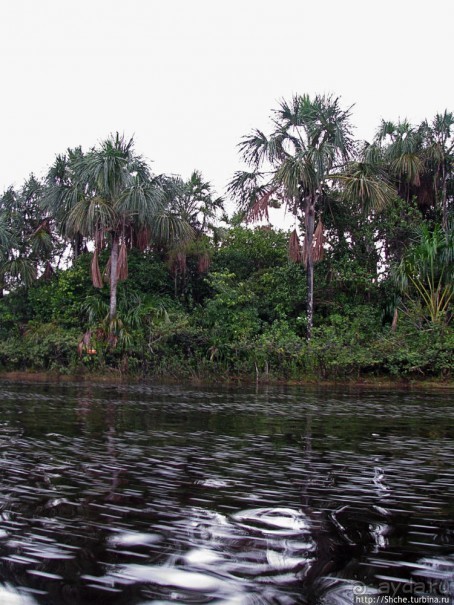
[0,382,453,604]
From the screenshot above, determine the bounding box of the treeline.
[0,96,452,382]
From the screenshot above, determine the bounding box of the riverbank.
[1,369,453,391]
[1,232,452,388]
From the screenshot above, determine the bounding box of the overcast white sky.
[0,0,452,209]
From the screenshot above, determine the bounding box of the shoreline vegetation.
[0,99,452,385]
[0,236,451,385]
[0,370,453,391]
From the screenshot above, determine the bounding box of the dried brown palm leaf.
[42,261,54,280]
[136,227,150,252]
[91,248,103,288]
[176,252,187,273]
[77,330,92,357]
[248,187,278,223]
[95,228,104,250]
[107,333,118,348]
[312,220,325,263]
[95,327,106,341]
[289,229,303,263]
[167,247,187,275]
[198,253,211,273]
[116,242,128,281]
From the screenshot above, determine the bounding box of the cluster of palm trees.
[44,134,199,322]
[0,134,225,326]
[375,112,453,228]
[229,95,453,337]
[0,98,452,342]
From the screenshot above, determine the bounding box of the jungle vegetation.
[0,98,452,382]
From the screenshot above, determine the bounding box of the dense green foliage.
[0,224,452,381]
[0,103,452,383]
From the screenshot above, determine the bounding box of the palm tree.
[163,171,226,294]
[43,147,87,259]
[375,119,425,204]
[229,94,394,339]
[421,111,454,230]
[393,223,453,324]
[167,170,225,237]
[47,133,192,322]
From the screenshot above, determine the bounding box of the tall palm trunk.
[109,233,119,321]
[305,195,316,341]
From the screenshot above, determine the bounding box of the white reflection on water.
[0,583,40,605]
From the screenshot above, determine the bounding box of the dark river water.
[0,382,453,605]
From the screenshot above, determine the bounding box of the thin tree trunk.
[109,233,119,321]
[391,308,398,332]
[73,232,83,259]
[305,196,316,341]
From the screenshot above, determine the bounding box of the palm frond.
[334,164,396,213]
[275,153,318,197]
[66,195,117,236]
[4,257,37,287]
[239,130,272,167]
[390,153,424,185]
[147,213,193,246]
[30,223,53,256]
[227,170,270,212]
[75,133,139,201]
[116,178,163,223]
[82,295,109,325]
[392,223,453,323]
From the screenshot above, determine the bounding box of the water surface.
[0,382,453,604]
